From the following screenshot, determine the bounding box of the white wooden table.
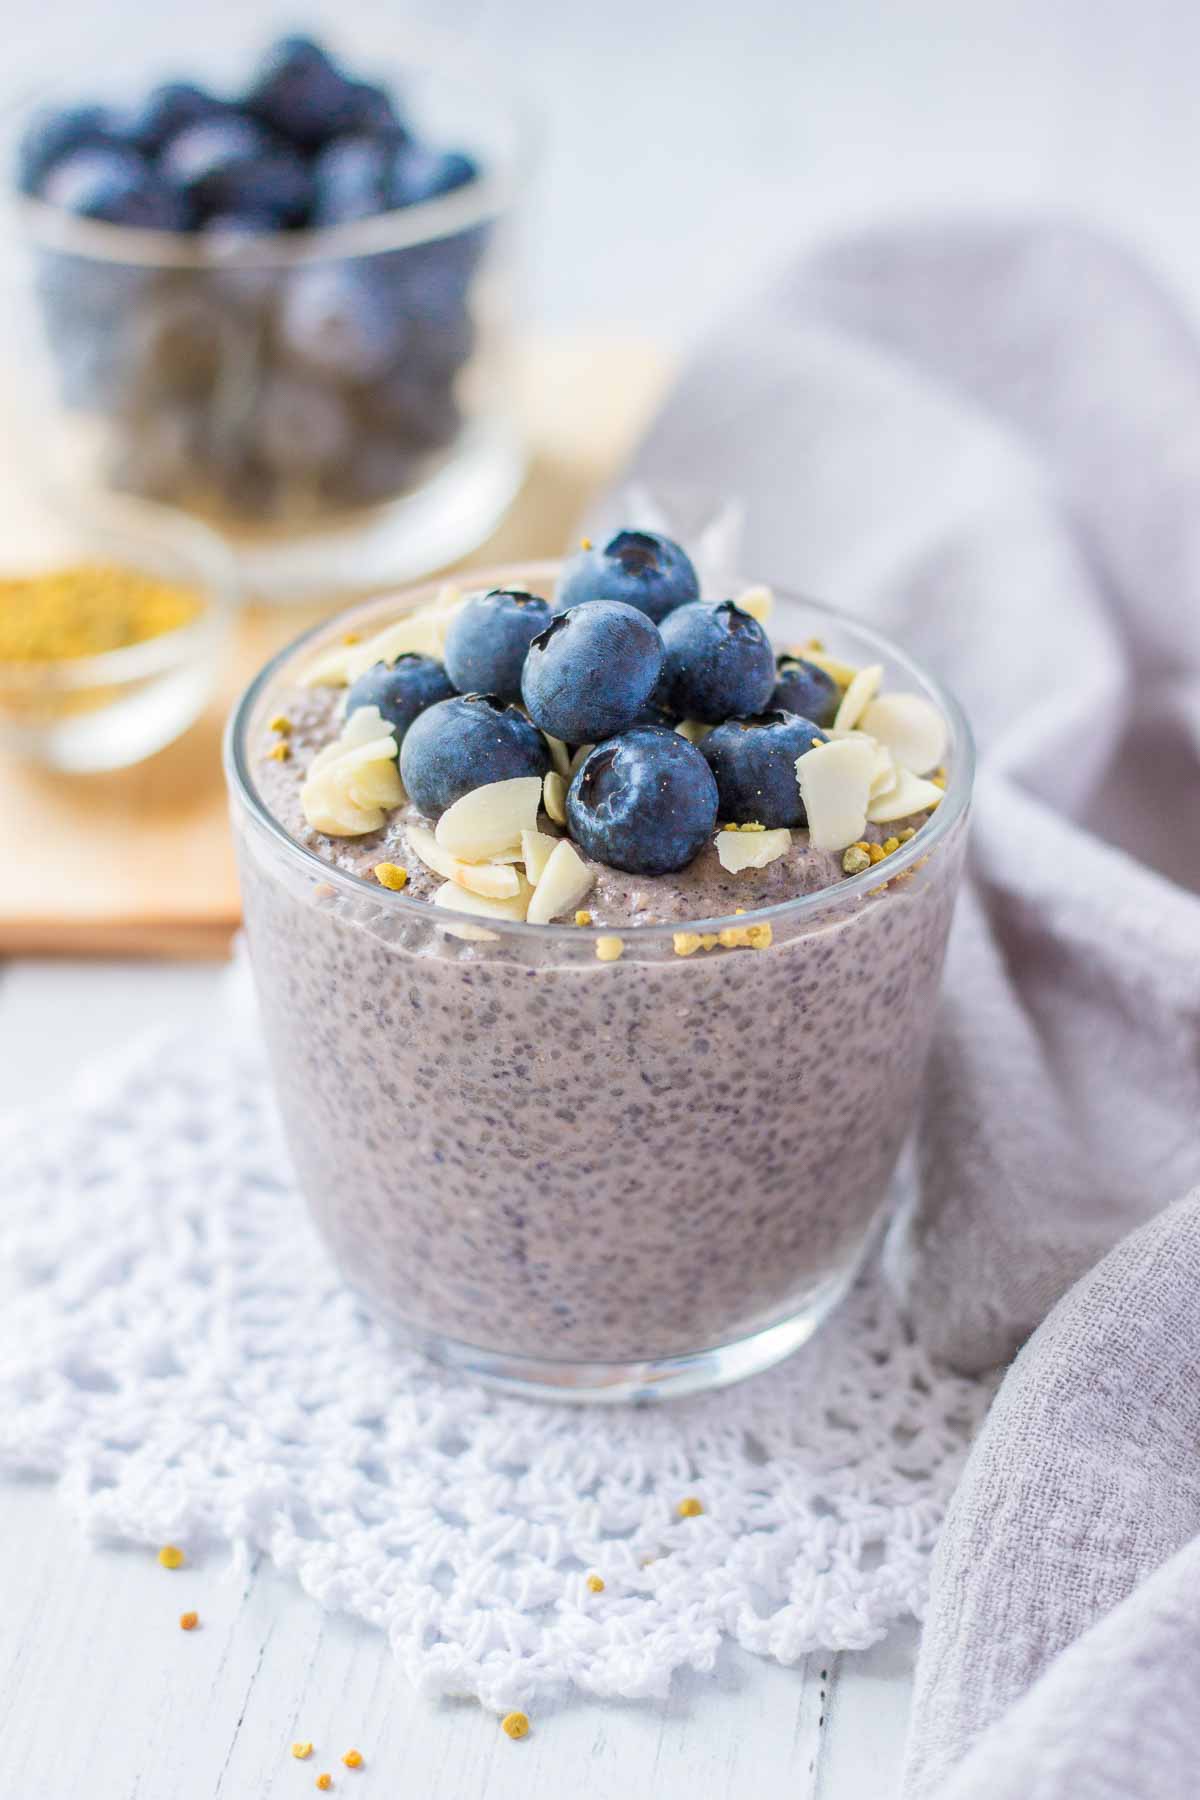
[8,0,1200,1789]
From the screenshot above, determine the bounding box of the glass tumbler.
[226,564,973,1401]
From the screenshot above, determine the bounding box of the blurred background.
[0,0,1194,976]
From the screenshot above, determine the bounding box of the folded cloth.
[614,219,1200,1796]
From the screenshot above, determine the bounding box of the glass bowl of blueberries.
[1,29,532,600]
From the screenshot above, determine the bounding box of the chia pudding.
[227,547,971,1397]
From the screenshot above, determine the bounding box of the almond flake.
[436,776,544,860]
[859,693,948,776]
[736,584,773,625]
[406,824,520,898]
[795,737,876,851]
[544,734,572,778]
[675,720,713,745]
[526,840,595,923]
[302,607,445,687]
[797,647,859,689]
[865,766,946,823]
[833,663,884,733]
[543,770,568,825]
[568,742,595,777]
[433,876,532,940]
[715,827,791,873]
[300,707,403,836]
[520,828,559,885]
[828,728,898,799]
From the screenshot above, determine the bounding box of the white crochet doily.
[0,1027,987,1713]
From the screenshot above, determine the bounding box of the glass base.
[227,418,527,603]
[385,1260,860,1405]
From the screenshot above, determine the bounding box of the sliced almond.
[543,734,573,778]
[436,776,544,860]
[716,827,791,873]
[307,703,390,775]
[736,584,773,625]
[521,827,560,884]
[675,719,713,745]
[543,770,568,825]
[795,737,876,851]
[406,824,520,898]
[300,707,403,835]
[526,839,595,924]
[833,663,884,733]
[797,647,859,689]
[568,741,595,777]
[865,766,946,823]
[433,876,532,940]
[859,693,948,776]
[302,607,445,687]
[828,728,898,799]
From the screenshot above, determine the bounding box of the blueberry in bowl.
[772,653,840,728]
[345,653,456,741]
[567,726,720,876]
[400,692,550,818]
[555,530,699,624]
[700,711,829,827]
[443,590,552,703]
[521,600,666,743]
[10,30,525,573]
[659,599,777,723]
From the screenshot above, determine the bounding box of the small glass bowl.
[0,488,234,773]
[0,30,534,602]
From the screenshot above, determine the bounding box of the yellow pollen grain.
[580,537,593,551]
[269,713,291,735]
[373,863,408,890]
[898,827,917,842]
[746,923,773,950]
[842,845,871,876]
[595,935,624,962]
[316,1776,333,1791]
[868,843,886,865]
[341,631,361,645]
[586,1574,605,1593]
[677,1496,704,1518]
[342,1749,363,1768]
[699,933,718,951]
[158,1545,184,1570]
[267,741,290,761]
[718,925,750,948]
[291,1741,313,1760]
[740,820,765,832]
[673,932,702,957]
[722,821,738,832]
[179,1610,199,1631]
[574,909,593,926]
[931,767,947,789]
[501,1711,530,1740]
[882,836,901,856]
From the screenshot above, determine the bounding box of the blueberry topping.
[555,529,699,624]
[521,601,665,744]
[443,589,552,703]
[567,727,719,875]
[387,145,478,208]
[128,83,229,156]
[399,693,550,818]
[700,711,829,827]
[41,148,189,229]
[342,81,409,143]
[243,34,362,150]
[18,104,127,194]
[278,264,404,379]
[771,654,839,729]
[345,654,455,742]
[659,599,776,724]
[161,117,311,226]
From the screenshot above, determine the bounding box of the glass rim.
[224,559,976,943]
[0,485,237,689]
[2,38,538,270]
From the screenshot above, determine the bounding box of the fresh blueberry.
[243,34,363,150]
[567,727,719,875]
[399,693,550,818]
[345,654,455,741]
[700,711,829,827]
[362,366,461,452]
[521,601,665,744]
[311,135,391,224]
[555,530,699,624]
[255,370,352,476]
[387,144,478,208]
[18,104,127,193]
[659,599,776,724]
[342,80,409,142]
[443,590,552,703]
[771,654,839,728]
[278,264,404,379]
[162,117,311,226]
[41,148,189,229]
[128,83,228,156]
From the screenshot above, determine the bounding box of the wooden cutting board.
[0,336,672,958]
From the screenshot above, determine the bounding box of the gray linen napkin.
[610,218,1200,1795]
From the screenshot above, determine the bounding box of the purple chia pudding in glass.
[225,536,971,1400]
